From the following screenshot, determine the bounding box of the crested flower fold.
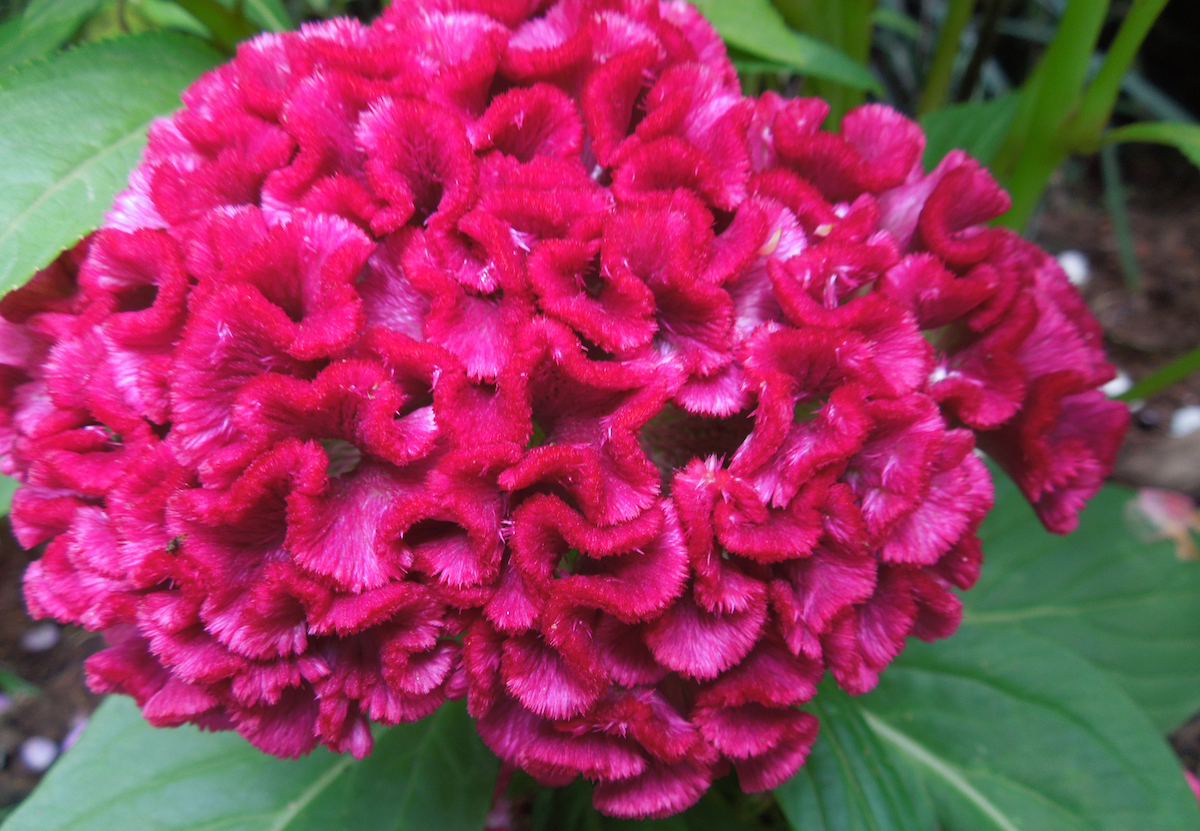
[1,0,1126,819]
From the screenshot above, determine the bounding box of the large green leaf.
[1,696,499,831]
[966,474,1200,731]
[860,626,1200,831]
[689,0,880,93]
[920,94,1021,169]
[775,681,933,831]
[0,32,221,296]
[1104,121,1200,169]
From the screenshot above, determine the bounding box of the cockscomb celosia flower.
[0,0,1128,819]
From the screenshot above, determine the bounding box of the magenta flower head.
[0,0,1128,819]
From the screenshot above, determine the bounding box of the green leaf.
[775,681,933,831]
[860,626,1200,831]
[531,779,782,831]
[1,696,499,831]
[0,474,16,517]
[242,0,292,33]
[688,0,880,93]
[0,0,103,71]
[1104,121,1200,169]
[0,32,221,297]
[965,472,1200,731]
[872,6,921,41]
[919,93,1021,170]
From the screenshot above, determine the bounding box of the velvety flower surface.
[1,0,1127,818]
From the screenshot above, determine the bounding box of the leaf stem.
[1120,342,1200,402]
[1064,0,1171,150]
[998,0,1112,229]
[918,0,976,115]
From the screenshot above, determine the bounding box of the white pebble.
[1170,405,1200,438]
[1057,250,1090,287]
[19,736,58,772]
[19,622,59,653]
[1103,370,1133,398]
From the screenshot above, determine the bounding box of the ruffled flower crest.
[1,0,1126,819]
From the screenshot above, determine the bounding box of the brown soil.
[0,524,102,810]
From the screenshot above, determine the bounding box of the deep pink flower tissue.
[0,0,1127,818]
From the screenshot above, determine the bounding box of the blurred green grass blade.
[0,32,222,296]
[0,474,16,517]
[1100,143,1140,291]
[0,669,39,698]
[1120,343,1200,403]
[872,5,921,40]
[690,0,881,93]
[1104,121,1200,168]
[242,0,292,33]
[920,93,1021,168]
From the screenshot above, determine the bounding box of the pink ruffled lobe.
[879,430,992,566]
[260,70,386,226]
[915,158,1011,269]
[148,113,296,231]
[375,9,510,114]
[730,711,818,792]
[387,450,513,592]
[822,566,919,695]
[843,395,947,544]
[358,96,479,236]
[582,43,662,168]
[80,229,189,347]
[24,526,138,631]
[657,0,737,88]
[644,587,766,681]
[502,0,596,87]
[591,756,714,819]
[628,62,752,204]
[876,252,993,330]
[770,541,877,661]
[473,83,585,163]
[512,496,689,624]
[528,237,658,354]
[500,324,665,525]
[217,211,371,361]
[772,103,922,202]
[732,326,878,507]
[983,383,1128,534]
